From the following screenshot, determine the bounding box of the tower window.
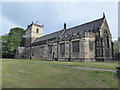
[36,28,39,33]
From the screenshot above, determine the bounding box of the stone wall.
[99,18,113,60]
[17,16,114,62]
[29,34,96,62]
[25,23,43,46]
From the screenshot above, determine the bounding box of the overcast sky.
[1,2,118,40]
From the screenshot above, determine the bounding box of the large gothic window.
[104,30,109,48]
[60,43,65,54]
[95,36,103,58]
[95,39,100,56]
[72,41,79,52]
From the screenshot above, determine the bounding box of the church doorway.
[52,52,55,60]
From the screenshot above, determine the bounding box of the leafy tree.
[113,40,119,55]
[0,36,2,58]
[9,27,25,46]
[2,27,25,58]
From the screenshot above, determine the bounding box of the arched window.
[36,28,39,33]
[104,30,109,48]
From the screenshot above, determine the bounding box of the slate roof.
[60,17,104,38]
[28,30,64,46]
[28,17,104,47]
[35,30,64,42]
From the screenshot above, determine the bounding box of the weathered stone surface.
[15,14,114,62]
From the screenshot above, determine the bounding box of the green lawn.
[0,59,2,89]
[20,59,118,70]
[2,59,118,88]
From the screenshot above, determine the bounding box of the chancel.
[15,13,114,62]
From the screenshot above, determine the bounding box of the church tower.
[24,22,43,46]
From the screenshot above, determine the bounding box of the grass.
[2,59,118,88]
[0,59,2,89]
[19,59,118,70]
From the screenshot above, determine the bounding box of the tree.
[0,36,2,58]
[113,40,119,55]
[2,27,25,58]
[9,27,25,46]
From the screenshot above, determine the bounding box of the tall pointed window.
[104,30,109,48]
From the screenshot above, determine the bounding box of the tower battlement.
[24,22,43,46]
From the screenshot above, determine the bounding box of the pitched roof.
[35,29,64,42]
[28,30,64,46]
[28,17,104,47]
[60,17,104,38]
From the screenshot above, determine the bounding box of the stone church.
[15,13,114,62]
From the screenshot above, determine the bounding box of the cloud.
[1,2,118,41]
[1,16,20,35]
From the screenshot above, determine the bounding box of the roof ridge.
[34,29,64,42]
[37,29,63,39]
[66,17,104,30]
[33,17,104,44]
